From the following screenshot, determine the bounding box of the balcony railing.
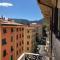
[17,53,50,60]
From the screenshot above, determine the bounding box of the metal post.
[50,7,53,60]
[50,0,58,60]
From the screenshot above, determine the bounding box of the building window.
[10,55,13,60]
[3,28,7,33]
[11,28,13,32]
[27,35,30,39]
[17,51,18,55]
[27,30,29,33]
[16,28,18,32]
[22,28,24,31]
[58,9,60,30]
[11,46,13,52]
[16,35,18,40]
[2,38,7,45]
[27,47,29,50]
[11,36,13,42]
[3,50,6,57]
[17,43,18,47]
[27,41,29,45]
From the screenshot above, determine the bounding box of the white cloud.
[0,2,13,7]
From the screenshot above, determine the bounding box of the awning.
[37,0,56,19]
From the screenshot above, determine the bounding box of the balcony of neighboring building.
[17,53,50,60]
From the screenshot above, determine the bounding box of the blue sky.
[0,0,43,21]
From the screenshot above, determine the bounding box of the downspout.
[51,0,58,60]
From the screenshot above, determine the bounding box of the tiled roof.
[0,18,23,26]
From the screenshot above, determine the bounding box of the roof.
[2,21,23,25]
[0,18,23,26]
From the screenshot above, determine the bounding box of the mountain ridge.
[13,18,43,24]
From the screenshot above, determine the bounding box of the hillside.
[13,18,43,24]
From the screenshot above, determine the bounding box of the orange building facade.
[0,18,24,60]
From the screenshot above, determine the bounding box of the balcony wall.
[52,34,60,60]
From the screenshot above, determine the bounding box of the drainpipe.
[50,6,53,60]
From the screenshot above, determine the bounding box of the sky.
[0,0,43,21]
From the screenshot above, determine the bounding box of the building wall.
[58,8,60,32]
[0,23,37,60]
[14,25,24,60]
[24,26,36,53]
[30,24,42,40]
[37,25,42,40]
[1,26,15,60]
[57,0,60,8]
[52,1,60,60]
[53,34,60,60]
[0,24,24,60]
[0,19,37,60]
[37,0,60,60]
